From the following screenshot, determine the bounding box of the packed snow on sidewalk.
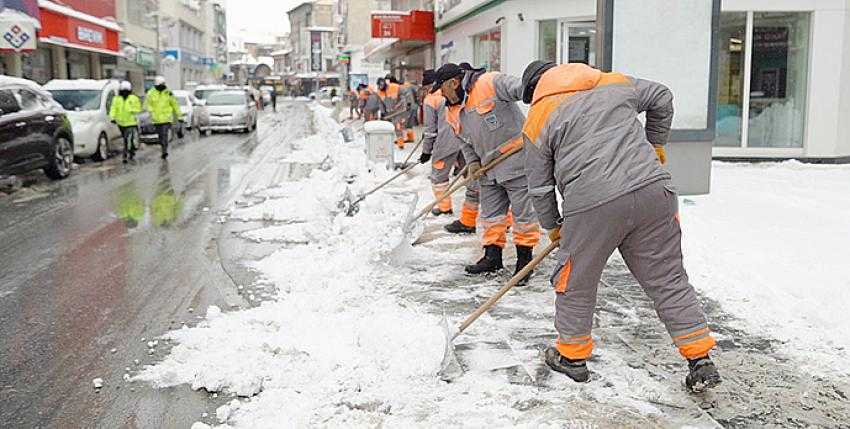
[134,104,849,427]
[135,106,688,428]
[680,161,850,377]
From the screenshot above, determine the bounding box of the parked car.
[310,86,341,101]
[43,79,121,161]
[172,90,197,129]
[0,76,74,180]
[196,90,258,134]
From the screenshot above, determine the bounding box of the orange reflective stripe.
[555,258,572,293]
[446,105,462,135]
[460,204,478,227]
[499,136,524,154]
[678,336,716,360]
[432,183,452,212]
[673,327,710,343]
[556,336,593,360]
[465,72,497,114]
[433,159,446,170]
[481,217,508,247]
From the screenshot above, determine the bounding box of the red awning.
[38,4,120,55]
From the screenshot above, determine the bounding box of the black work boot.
[444,220,476,234]
[465,245,503,274]
[514,245,533,285]
[544,346,590,382]
[685,356,721,392]
[430,207,454,216]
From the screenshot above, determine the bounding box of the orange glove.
[654,144,667,165]
[548,228,561,243]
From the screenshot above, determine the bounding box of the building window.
[537,20,596,66]
[714,11,810,150]
[473,28,501,71]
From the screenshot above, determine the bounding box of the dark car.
[0,76,74,180]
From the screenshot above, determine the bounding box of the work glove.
[548,228,561,243]
[654,144,667,165]
[467,161,481,177]
[419,153,432,164]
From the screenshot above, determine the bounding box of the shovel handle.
[413,145,522,223]
[455,240,560,338]
[353,162,419,205]
[400,136,424,166]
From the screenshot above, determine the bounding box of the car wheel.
[93,132,109,161]
[45,136,73,180]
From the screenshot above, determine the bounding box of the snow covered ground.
[135,104,850,428]
[681,161,850,378]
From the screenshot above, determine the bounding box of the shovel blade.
[337,187,360,216]
[438,315,463,382]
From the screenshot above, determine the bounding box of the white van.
[44,79,121,161]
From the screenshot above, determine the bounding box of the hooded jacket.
[422,89,462,162]
[144,87,182,125]
[522,63,674,229]
[451,70,527,184]
[109,93,142,127]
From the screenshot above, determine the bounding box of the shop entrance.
[538,19,597,67]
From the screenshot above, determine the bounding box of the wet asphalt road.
[0,102,311,428]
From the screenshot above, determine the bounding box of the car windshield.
[48,89,102,111]
[205,92,245,106]
[194,89,222,100]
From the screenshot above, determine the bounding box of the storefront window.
[714,11,810,150]
[538,20,557,63]
[714,12,747,147]
[473,28,501,71]
[67,50,90,79]
[22,48,53,84]
[747,12,809,148]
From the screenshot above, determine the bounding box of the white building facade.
[435,0,850,194]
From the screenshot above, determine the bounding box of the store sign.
[310,31,322,72]
[77,26,104,45]
[1,21,36,52]
[136,48,155,68]
[371,10,434,41]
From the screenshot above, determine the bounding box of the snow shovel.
[439,240,560,381]
[338,162,420,216]
[398,136,424,167]
[405,144,523,232]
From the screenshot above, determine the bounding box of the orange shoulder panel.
[387,83,401,98]
[596,72,630,88]
[532,63,602,105]
[523,93,571,146]
[445,104,462,135]
[424,90,443,110]
[465,72,497,113]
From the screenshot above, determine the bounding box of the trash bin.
[363,120,396,170]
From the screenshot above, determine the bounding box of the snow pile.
[681,161,850,376]
[136,104,453,426]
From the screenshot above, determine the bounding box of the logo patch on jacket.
[483,113,501,131]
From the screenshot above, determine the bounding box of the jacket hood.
[532,63,602,105]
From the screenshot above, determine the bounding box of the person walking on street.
[144,76,182,160]
[419,69,479,232]
[270,89,277,112]
[520,61,721,391]
[109,81,142,163]
[432,63,541,282]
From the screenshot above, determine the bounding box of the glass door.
[560,21,596,66]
